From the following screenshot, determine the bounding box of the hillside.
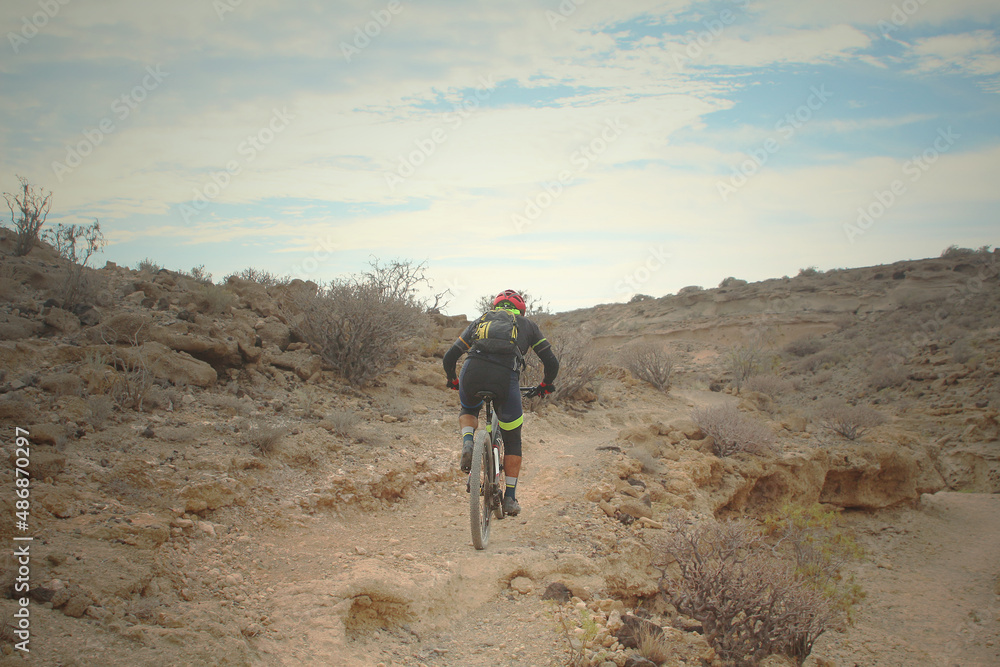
[0,229,998,666]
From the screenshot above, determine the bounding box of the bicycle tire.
[469,428,491,550]
[492,430,506,520]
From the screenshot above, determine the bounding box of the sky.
[1,0,998,317]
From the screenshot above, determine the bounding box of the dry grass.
[242,419,283,455]
[814,400,885,441]
[637,625,671,664]
[325,409,361,437]
[86,395,114,430]
[743,374,793,397]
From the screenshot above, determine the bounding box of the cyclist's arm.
[443,324,476,380]
[527,321,559,384]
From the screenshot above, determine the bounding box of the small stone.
[63,595,91,618]
[510,577,534,595]
[637,517,663,529]
[541,582,572,602]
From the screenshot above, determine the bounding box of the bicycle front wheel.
[469,429,491,550]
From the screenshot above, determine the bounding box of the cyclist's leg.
[496,371,524,514]
[457,362,483,470]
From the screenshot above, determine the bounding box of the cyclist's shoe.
[460,439,474,472]
[502,496,521,517]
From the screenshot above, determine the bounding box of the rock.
[38,488,74,518]
[98,312,152,344]
[624,657,658,667]
[780,414,809,432]
[673,420,705,440]
[0,314,44,340]
[615,478,642,498]
[63,594,92,618]
[383,414,398,423]
[179,477,245,513]
[617,499,653,520]
[151,326,242,367]
[820,443,921,509]
[74,304,102,326]
[256,320,291,350]
[510,576,534,595]
[198,521,217,538]
[267,348,321,380]
[13,450,65,478]
[44,307,80,334]
[606,610,623,632]
[541,582,572,602]
[637,517,663,529]
[615,614,664,649]
[119,341,217,387]
[585,483,615,502]
[28,424,67,447]
[598,500,617,518]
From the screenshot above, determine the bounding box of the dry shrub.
[209,393,251,417]
[622,340,675,391]
[784,337,824,358]
[814,399,885,440]
[134,258,161,274]
[242,419,283,455]
[44,219,106,308]
[196,283,236,314]
[661,518,836,666]
[637,625,671,664]
[691,403,774,457]
[3,176,51,256]
[743,374,793,397]
[226,266,288,287]
[794,349,844,374]
[549,330,600,402]
[0,263,20,300]
[725,329,774,392]
[325,409,360,437]
[86,396,113,430]
[293,275,424,387]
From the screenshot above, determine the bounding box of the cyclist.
[443,289,559,517]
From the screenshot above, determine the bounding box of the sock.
[505,476,517,499]
[461,426,474,446]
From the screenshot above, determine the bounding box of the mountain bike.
[469,386,539,550]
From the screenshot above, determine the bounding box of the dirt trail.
[813,492,1000,667]
[244,390,999,667]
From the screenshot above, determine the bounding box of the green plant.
[691,403,774,457]
[554,605,600,667]
[3,175,51,256]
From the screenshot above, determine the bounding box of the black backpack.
[469,309,523,365]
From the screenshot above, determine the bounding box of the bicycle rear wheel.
[492,431,506,520]
[469,429,491,550]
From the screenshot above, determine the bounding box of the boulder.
[256,319,292,350]
[267,348,321,380]
[179,477,246,513]
[151,326,242,367]
[120,342,217,387]
[0,314,43,340]
[44,307,80,334]
[820,443,920,509]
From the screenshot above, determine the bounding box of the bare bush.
[86,396,113,430]
[0,263,21,300]
[725,329,773,392]
[621,340,675,391]
[549,330,600,402]
[784,337,824,358]
[44,219,106,308]
[743,374,793,397]
[814,399,885,440]
[718,276,747,288]
[101,327,153,412]
[636,625,671,664]
[691,403,774,457]
[226,267,287,287]
[3,176,51,256]
[134,258,161,274]
[660,518,835,666]
[186,265,213,284]
[293,265,424,387]
[196,283,236,315]
[794,349,844,374]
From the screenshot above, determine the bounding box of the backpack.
[469,309,523,366]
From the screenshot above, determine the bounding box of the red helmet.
[492,289,526,315]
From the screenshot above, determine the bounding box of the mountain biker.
[443,289,559,517]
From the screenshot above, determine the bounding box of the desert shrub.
[0,263,20,299]
[194,283,235,314]
[764,503,865,624]
[186,265,213,284]
[661,518,836,666]
[208,394,250,417]
[293,266,424,387]
[814,399,885,440]
[794,349,844,374]
[637,625,671,664]
[548,330,600,402]
[940,244,992,259]
[100,325,153,412]
[44,219,106,308]
[86,396,113,430]
[725,329,774,391]
[950,338,975,365]
[798,266,820,277]
[784,337,824,358]
[135,258,161,274]
[242,419,283,455]
[691,403,774,457]
[325,409,360,437]
[621,340,675,391]
[226,267,287,287]
[743,374,793,397]
[677,285,703,294]
[868,359,907,390]
[719,276,747,288]
[3,176,51,256]
[628,293,653,303]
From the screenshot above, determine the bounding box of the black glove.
[447,377,460,391]
[537,381,554,397]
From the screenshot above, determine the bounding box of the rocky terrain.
[0,228,997,666]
